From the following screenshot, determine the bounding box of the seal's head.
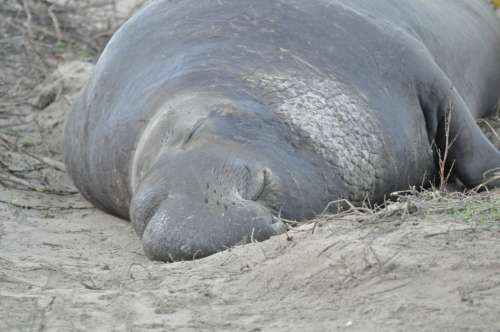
[129,89,332,261]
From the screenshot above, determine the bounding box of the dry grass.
[303,188,500,235]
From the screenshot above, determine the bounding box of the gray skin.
[65,0,500,261]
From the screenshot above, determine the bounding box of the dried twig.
[0,198,91,211]
[438,104,457,191]
[477,118,500,143]
[21,0,33,38]
[47,4,62,44]
[0,135,65,171]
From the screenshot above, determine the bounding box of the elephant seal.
[65,0,500,261]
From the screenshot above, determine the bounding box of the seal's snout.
[130,152,288,261]
[137,193,285,261]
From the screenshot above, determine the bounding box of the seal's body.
[65,0,500,261]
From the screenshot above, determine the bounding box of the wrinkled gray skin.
[65,0,500,261]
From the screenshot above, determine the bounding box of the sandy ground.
[1,1,500,331]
